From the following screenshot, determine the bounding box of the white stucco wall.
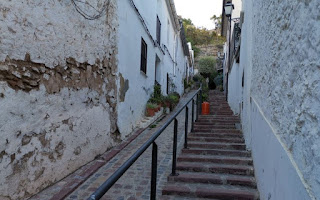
[227,0,320,199]
[117,0,187,136]
[0,1,119,199]
[227,60,242,115]
[117,0,157,137]
[251,99,311,200]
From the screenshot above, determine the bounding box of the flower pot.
[201,102,210,115]
[146,108,155,117]
[165,102,170,108]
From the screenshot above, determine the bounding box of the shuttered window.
[156,16,161,45]
[140,38,147,74]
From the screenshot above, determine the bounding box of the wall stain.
[119,73,129,102]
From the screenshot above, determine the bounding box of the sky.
[174,0,223,30]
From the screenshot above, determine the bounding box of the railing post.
[150,142,158,200]
[171,118,178,176]
[191,99,194,132]
[200,89,203,113]
[184,106,189,149]
[196,94,199,122]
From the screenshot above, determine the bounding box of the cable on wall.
[71,0,110,20]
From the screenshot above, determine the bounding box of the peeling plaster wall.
[0,0,119,199]
[228,0,320,199]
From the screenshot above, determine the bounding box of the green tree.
[198,56,216,78]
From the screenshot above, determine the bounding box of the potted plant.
[167,94,179,111]
[163,96,171,108]
[146,103,157,117]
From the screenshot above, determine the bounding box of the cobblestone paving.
[65,91,198,200]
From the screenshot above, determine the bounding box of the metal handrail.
[88,86,202,200]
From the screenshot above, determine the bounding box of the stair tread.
[182,149,251,158]
[162,182,259,199]
[177,162,254,170]
[178,154,253,161]
[168,172,257,188]
[173,171,256,180]
[190,133,243,138]
[188,141,246,145]
[183,148,251,154]
[177,154,253,166]
[188,136,244,142]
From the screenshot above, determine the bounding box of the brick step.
[193,128,241,133]
[190,132,243,139]
[188,142,246,150]
[209,109,233,113]
[159,195,214,200]
[208,112,233,115]
[195,121,236,126]
[197,118,239,122]
[176,162,254,176]
[208,107,232,109]
[199,115,239,120]
[181,148,251,157]
[209,104,231,107]
[162,182,259,199]
[208,104,229,106]
[168,172,257,188]
[193,124,235,129]
[196,119,240,123]
[177,154,253,166]
[188,136,244,143]
[210,110,233,115]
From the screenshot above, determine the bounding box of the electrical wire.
[71,0,110,20]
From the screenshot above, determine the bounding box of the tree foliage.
[182,18,215,45]
[182,18,225,51]
[198,56,216,78]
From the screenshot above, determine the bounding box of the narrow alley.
[0,0,319,200]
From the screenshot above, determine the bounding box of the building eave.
[165,0,180,32]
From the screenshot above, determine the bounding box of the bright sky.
[174,0,223,30]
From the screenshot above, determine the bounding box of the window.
[140,38,147,74]
[156,16,161,45]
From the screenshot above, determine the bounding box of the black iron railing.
[88,86,202,200]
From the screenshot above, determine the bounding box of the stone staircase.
[162,90,259,200]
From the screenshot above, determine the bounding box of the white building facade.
[117,0,192,137]
[224,0,320,199]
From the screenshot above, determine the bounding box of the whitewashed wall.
[0,0,118,199]
[227,0,320,199]
[227,60,242,114]
[117,0,187,136]
[117,0,157,137]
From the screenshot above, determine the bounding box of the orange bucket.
[201,102,210,115]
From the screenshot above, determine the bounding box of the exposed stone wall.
[251,0,320,198]
[0,0,119,199]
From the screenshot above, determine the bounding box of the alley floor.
[29,90,198,200]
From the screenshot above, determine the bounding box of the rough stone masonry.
[0,0,119,199]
